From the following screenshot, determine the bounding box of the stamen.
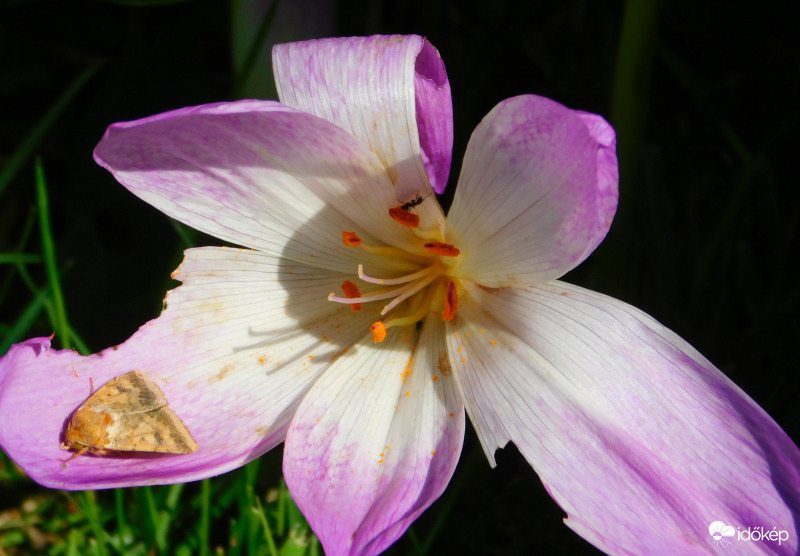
[423,242,461,257]
[341,231,362,247]
[442,281,457,321]
[388,207,420,228]
[380,271,441,315]
[341,280,362,311]
[371,321,387,343]
[328,287,402,305]
[333,211,458,341]
[358,264,437,285]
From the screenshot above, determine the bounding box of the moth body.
[61,370,198,459]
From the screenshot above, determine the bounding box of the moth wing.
[88,370,167,414]
[104,405,199,454]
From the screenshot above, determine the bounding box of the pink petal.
[273,35,453,196]
[447,95,619,286]
[283,317,464,556]
[447,280,799,554]
[93,99,426,271]
[0,247,377,489]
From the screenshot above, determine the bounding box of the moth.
[61,370,198,458]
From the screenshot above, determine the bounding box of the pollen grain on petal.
[389,206,420,228]
[371,321,387,343]
[423,242,460,257]
[341,280,362,311]
[341,231,362,246]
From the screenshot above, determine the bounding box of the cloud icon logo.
[709,521,736,542]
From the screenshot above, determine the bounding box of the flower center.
[327,201,460,343]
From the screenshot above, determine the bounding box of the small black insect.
[399,192,432,211]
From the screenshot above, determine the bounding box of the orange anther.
[442,281,457,321]
[341,280,362,311]
[423,242,460,257]
[370,321,387,343]
[341,231,362,247]
[388,207,420,228]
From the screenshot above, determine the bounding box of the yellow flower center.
[328,199,460,342]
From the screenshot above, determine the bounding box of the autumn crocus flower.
[1,35,798,555]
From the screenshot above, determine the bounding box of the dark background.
[1,0,798,553]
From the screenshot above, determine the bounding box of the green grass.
[0,451,320,555]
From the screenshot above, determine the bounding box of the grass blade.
[253,493,278,556]
[231,0,280,99]
[35,158,70,349]
[199,479,210,556]
[0,253,41,264]
[78,491,110,556]
[0,61,102,197]
[0,289,48,354]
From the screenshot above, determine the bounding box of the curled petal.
[284,317,464,555]
[446,281,799,554]
[574,111,618,260]
[447,95,618,286]
[0,247,377,489]
[273,35,453,196]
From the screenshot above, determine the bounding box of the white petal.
[284,317,464,555]
[444,281,799,554]
[447,96,617,285]
[94,100,424,271]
